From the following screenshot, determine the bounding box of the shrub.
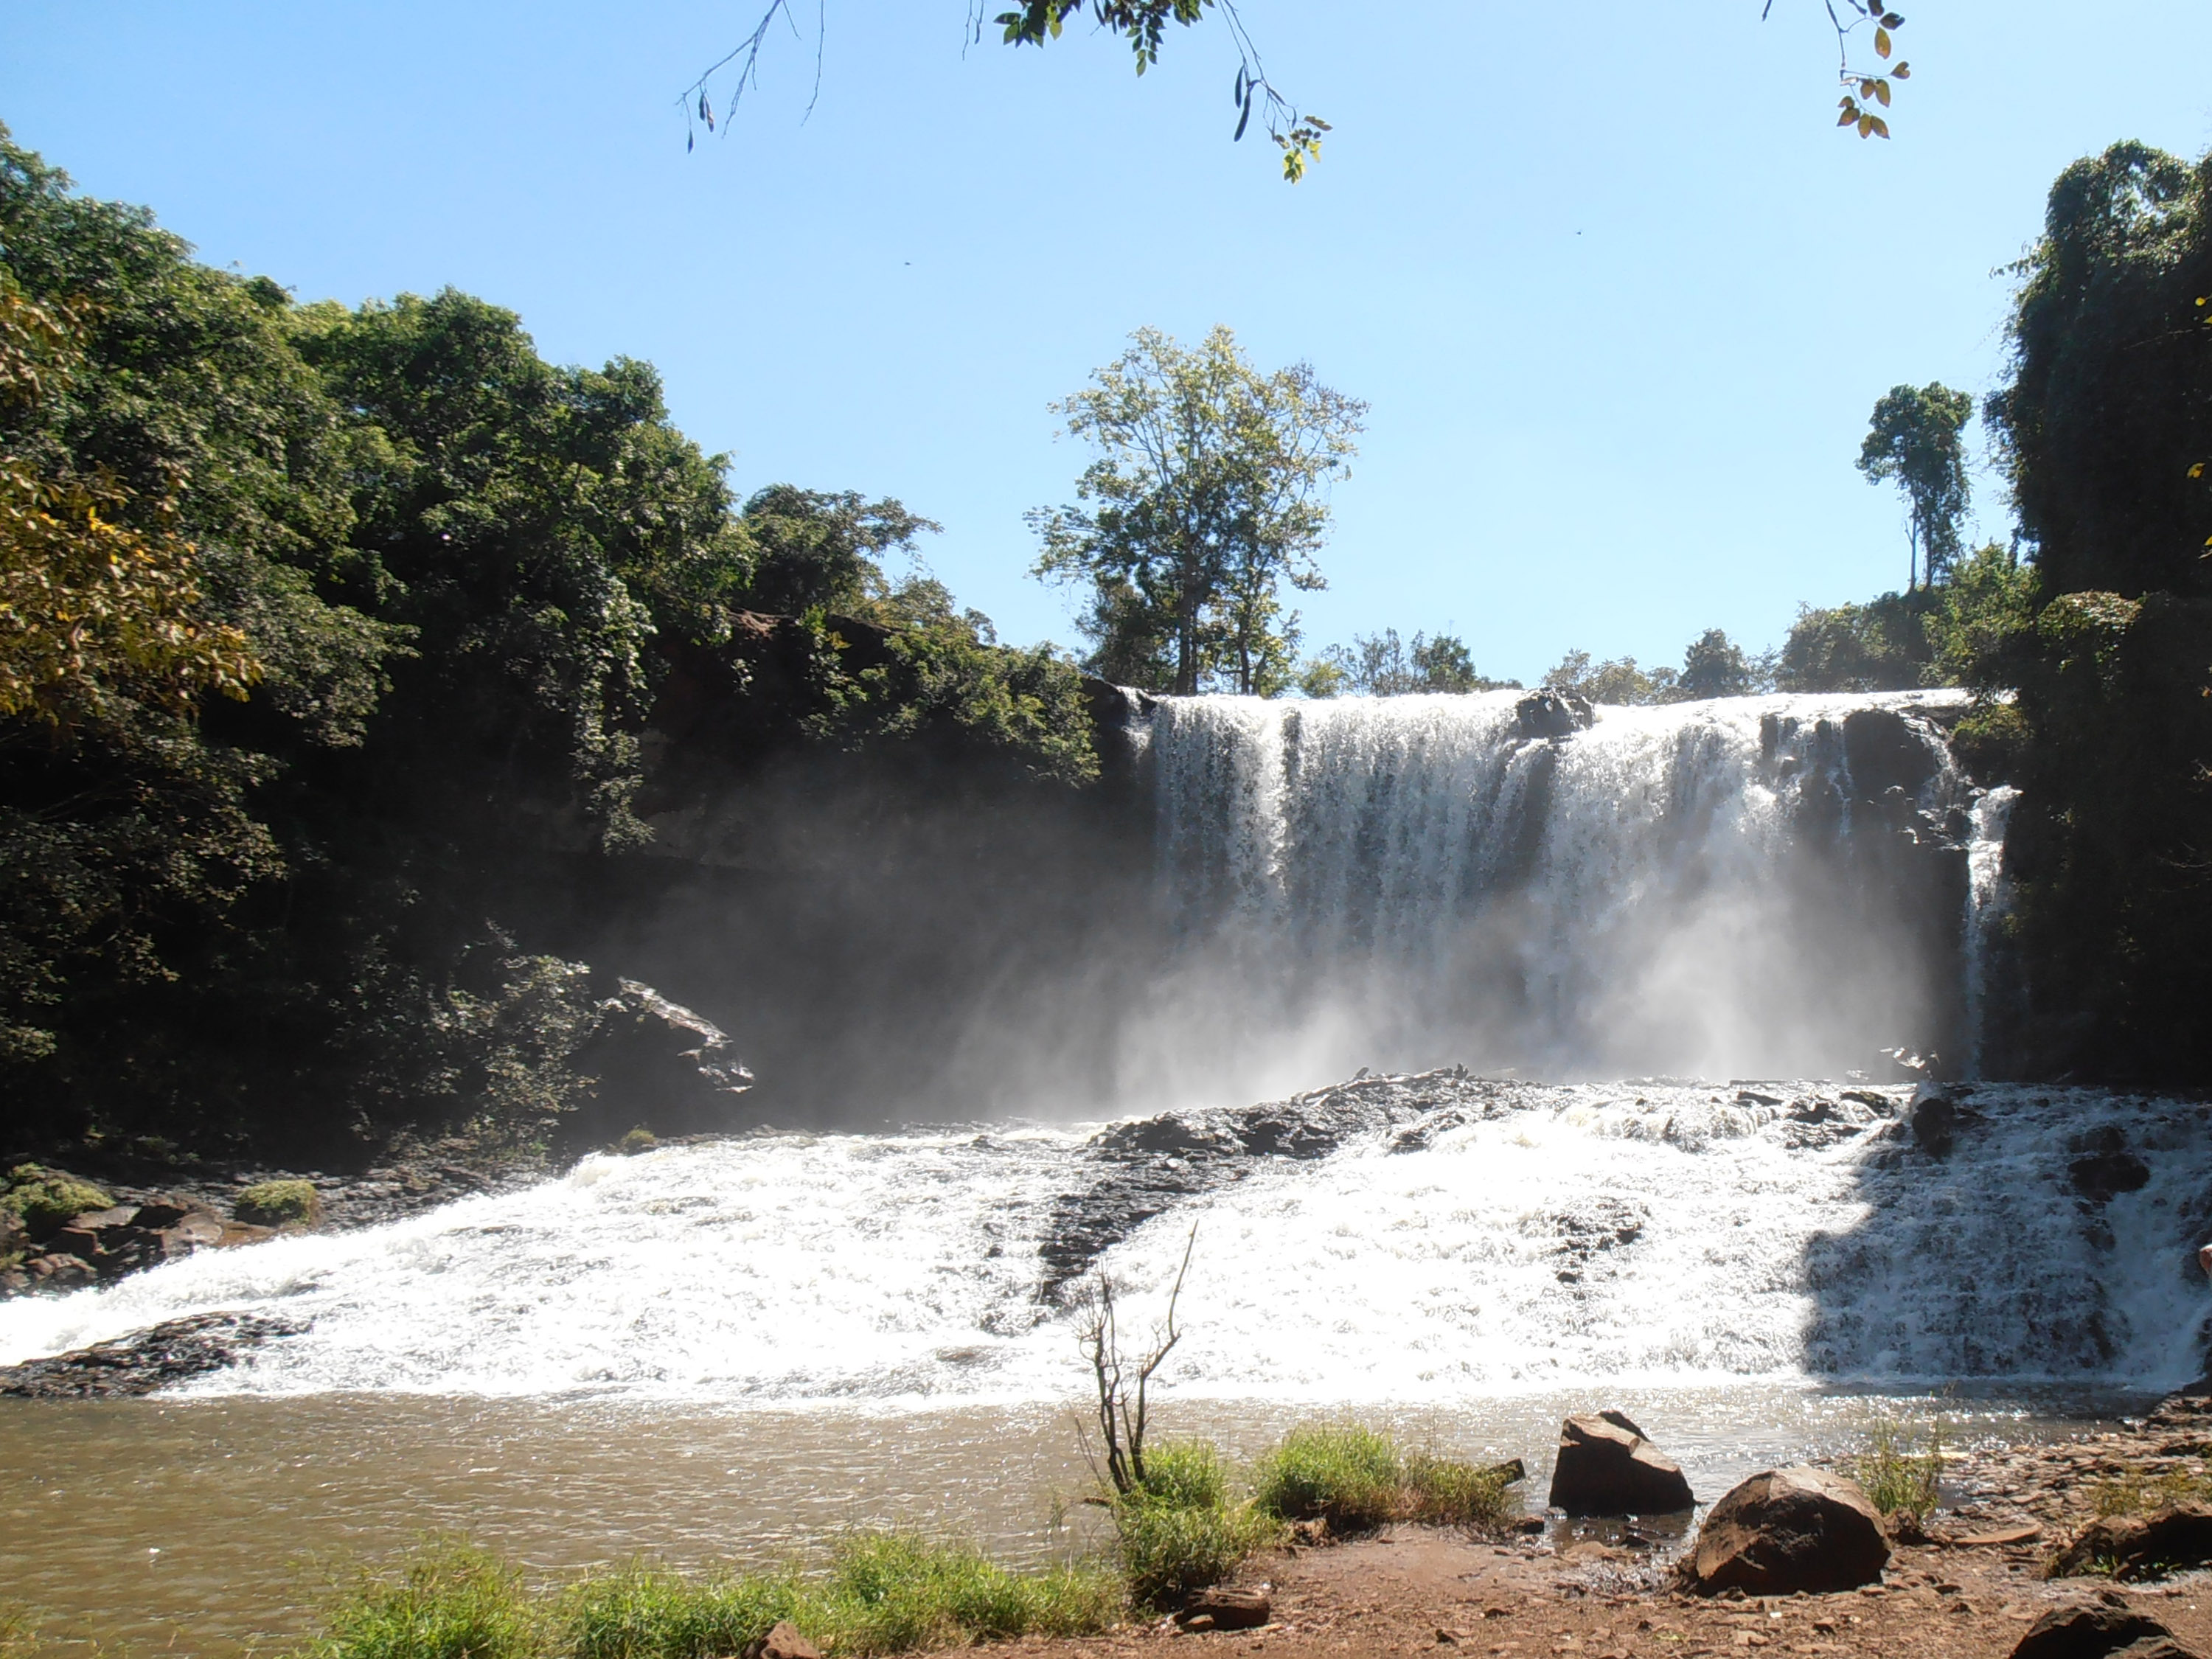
[1135,1441,1228,1512]
[310,1543,547,1659]
[305,1536,1122,1659]
[0,1164,113,1238]
[616,1129,658,1156]
[1402,1452,1518,1529]
[1856,1422,1944,1523]
[1251,1424,1403,1530]
[1110,1495,1277,1609]
[236,1179,324,1228]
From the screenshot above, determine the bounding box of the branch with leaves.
[1792,0,1911,138]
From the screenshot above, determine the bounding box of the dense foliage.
[0,128,1096,1155]
[1975,141,2212,1079]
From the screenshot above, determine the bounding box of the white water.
[4,1081,2205,1399]
[1143,689,1977,1088]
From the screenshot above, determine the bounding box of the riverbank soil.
[984,1528,2209,1659]
[975,1393,2212,1659]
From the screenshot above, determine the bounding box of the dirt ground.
[965,1391,2212,1659]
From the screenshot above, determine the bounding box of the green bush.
[1135,1441,1229,1512]
[1,1164,113,1238]
[235,1179,324,1228]
[310,1543,547,1659]
[1110,1495,1278,1609]
[1402,1452,1519,1530]
[616,1129,658,1156]
[1251,1424,1404,1531]
[1856,1422,1944,1523]
[305,1535,1122,1659]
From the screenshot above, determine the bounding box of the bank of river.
[0,1387,2143,1657]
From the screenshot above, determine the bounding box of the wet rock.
[2070,1150,2152,1204]
[1687,1467,1890,1594]
[1037,1068,1496,1298]
[2009,1601,2177,1659]
[570,978,754,1140]
[1515,690,1594,740]
[1547,1411,1694,1515]
[129,1196,218,1231]
[1843,706,1939,799]
[744,1621,821,1659]
[25,1252,94,1288]
[1175,1589,1271,1630]
[2052,1505,2212,1580]
[1909,1092,1980,1158]
[0,1310,306,1397]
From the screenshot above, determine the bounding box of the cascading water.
[3,1077,2205,1399]
[1138,689,1987,1090]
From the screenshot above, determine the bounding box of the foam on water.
[3,1082,2204,1402]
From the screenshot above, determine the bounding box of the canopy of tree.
[0,126,1097,1153]
[1031,325,1364,696]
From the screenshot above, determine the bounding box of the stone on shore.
[2008,1599,2183,1659]
[1686,1466,1890,1594]
[1175,1589,1271,1630]
[2053,1506,2212,1582]
[745,1621,821,1659]
[1546,1411,1694,1515]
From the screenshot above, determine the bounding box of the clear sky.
[5,2,2211,684]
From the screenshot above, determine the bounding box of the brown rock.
[2053,1506,2212,1581]
[2008,1602,2173,1659]
[742,1621,819,1659]
[214,1221,277,1248]
[1548,1411,1695,1515]
[25,1253,95,1288]
[159,1214,226,1254]
[1175,1589,1271,1630]
[131,1197,219,1231]
[1687,1467,1890,1594]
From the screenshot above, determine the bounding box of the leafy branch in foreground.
[1786,0,1911,137]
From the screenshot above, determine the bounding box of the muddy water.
[0,1387,2136,1658]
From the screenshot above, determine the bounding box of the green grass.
[1855,1421,1944,1522]
[0,1600,40,1659]
[302,1535,1124,1659]
[1249,1423,1519,1534]
[1,1164,113,1237]
[236,1178,324,1228]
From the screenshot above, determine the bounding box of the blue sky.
[6,2,2212,684]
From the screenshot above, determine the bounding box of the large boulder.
[571,978,754,1140]
[2009,1600,2181,1659]
[1686,1466,1890,1594]
[1547,1411,1694,1515]
[2053,1506,2212,1581]
[1516,690,1595,740]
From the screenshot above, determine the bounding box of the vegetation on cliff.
[0,126,1098,1157]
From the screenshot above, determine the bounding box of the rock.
[0,1310,306,1397]
[0,1208,24,1256]
[1910,1093,1972,1157]
[2008,1602,2174,1659]
[2052,1505,2212,1580]
[26,1252,94,1288]
[571,978,754,1140]
[1686,1467,1890,1594]
[2070,1150,2152,1203]
[2112,1641,2206,1659]
[159,1213,226,1253]
[130,1197,218,1231]
[1547,1411,1695,1515]
[1515,690,1595,740]
[1175,1590,1271,1630]
[742,1621,821,1659]
[215,1220,276,1248]
[1843,706,1938,799]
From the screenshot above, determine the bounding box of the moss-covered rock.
[232,1179,322,1228]
[0,1164,114,1240]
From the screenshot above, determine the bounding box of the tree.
[1677,626,1757,699]
[1543,649,1675,706]
[1857,382,1975,591]
[1030,325,1365,695]
[1307,627,1516,697]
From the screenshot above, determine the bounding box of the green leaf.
[1874,27,1892,57]
[1872,79,1891,106]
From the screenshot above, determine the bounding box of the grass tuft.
[1856,1421,1944,1523]
[2090,1464,2212,1520]
[0,1600,41,1659]
[1402,1451,1520,1530]
[310,1541,546,1659]
[1250,1423,1521,1535]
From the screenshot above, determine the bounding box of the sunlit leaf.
[2191,462,2206,479]
[1868,114,1891,138]
[1893,61,1911,77]
[1872,80,1891,106]
[1874,27,1892,57]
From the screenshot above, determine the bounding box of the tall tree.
[1857,381,1975,591]
[1030,325,1364,695]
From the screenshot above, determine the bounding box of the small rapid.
[4,1079,2205,1401]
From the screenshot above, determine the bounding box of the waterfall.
[1143,689,1990,1085]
